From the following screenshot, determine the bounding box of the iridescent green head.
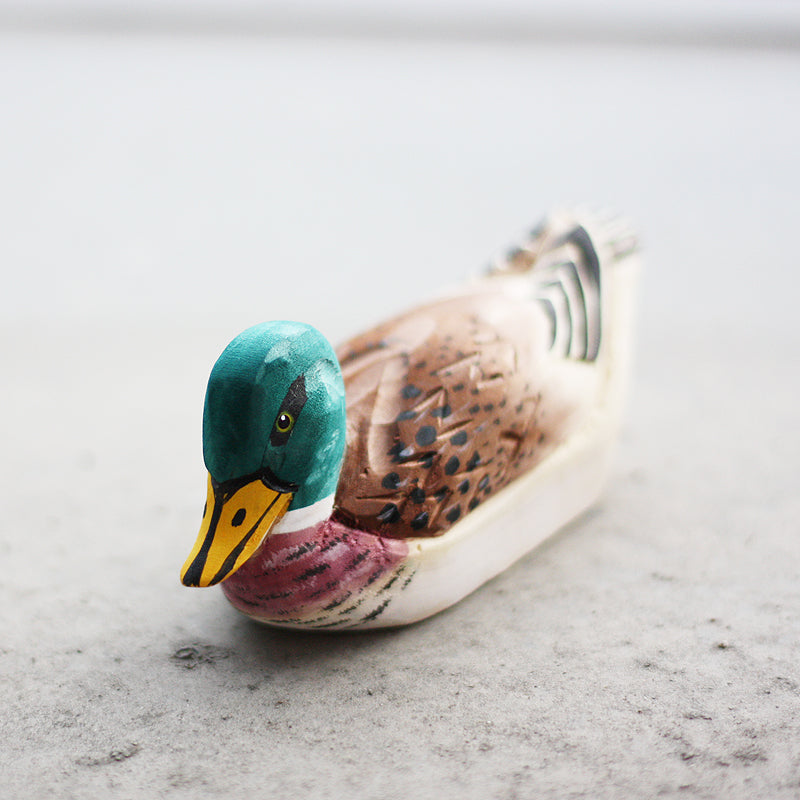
[202,321,346,508]
[181,321,346,587]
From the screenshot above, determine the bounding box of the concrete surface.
[1,29,799,799]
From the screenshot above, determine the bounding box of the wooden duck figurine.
[180,211,639,629]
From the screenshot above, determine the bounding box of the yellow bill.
[181,473,292,587]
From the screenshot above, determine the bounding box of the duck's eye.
[270,376,306,446]
[276,412,294,433]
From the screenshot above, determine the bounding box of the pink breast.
[220,518,410,628]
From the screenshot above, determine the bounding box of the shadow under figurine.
[181,211,639,630]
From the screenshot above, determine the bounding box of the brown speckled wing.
[333,289,577,539]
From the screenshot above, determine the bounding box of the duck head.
[180,321,346,587]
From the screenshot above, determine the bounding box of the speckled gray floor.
[1,30,799,799]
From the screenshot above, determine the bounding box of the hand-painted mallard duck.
[180,211,639,629]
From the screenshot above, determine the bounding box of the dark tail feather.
[488,211,638,364]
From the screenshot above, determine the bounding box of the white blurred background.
[1,0,799,338]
